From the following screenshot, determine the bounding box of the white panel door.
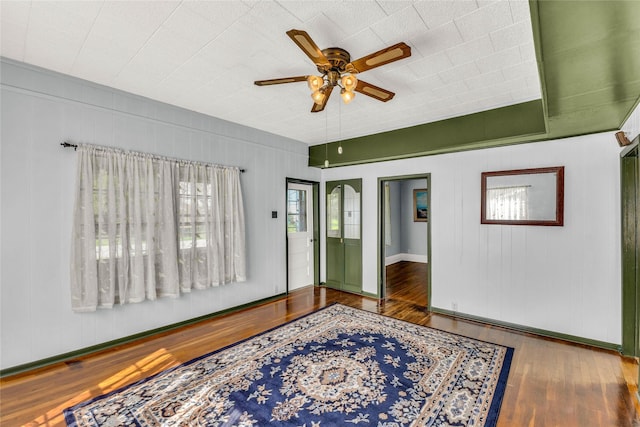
[287,183,314,290]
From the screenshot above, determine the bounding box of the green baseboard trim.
[0,293,287,378]
[430,307,622,353]
[361,291,380,299]
[317,284,379,300]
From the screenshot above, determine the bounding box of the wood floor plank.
[1,284,638,426]
[385,261,428,306]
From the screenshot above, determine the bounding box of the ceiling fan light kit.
[254,29,411,113]
[307,75,323,91]
[340,88,355,104]
[341,74,357,91]
[311,87,326,104]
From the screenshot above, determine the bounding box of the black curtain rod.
[61,142,246,173]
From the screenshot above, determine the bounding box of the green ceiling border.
[309,100,547,168]
[529,0,549,134]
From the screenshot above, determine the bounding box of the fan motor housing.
[320,47,351,73]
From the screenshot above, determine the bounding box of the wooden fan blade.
[311,85,334,113]
[348,42,411,73]
[254,76,308,86]
[354,79,395,102]
[286,29,331,68]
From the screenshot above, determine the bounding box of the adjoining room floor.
[386,260,428,307]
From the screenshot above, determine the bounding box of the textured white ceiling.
[0,0,541,145]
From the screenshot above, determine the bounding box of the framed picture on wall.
[413,189,428,222]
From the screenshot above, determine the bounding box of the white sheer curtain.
[176,163,246,291]
[70,144,246,312]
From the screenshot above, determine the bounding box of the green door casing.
[326,179,362,293]
[621,143,640,357]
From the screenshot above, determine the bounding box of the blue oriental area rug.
[65,304,513,426]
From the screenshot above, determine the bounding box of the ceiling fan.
[254,29,412,113]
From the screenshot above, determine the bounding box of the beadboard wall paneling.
[0,59,319,370]
[321,133,621,345]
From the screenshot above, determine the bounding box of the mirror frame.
[481,166,564,226]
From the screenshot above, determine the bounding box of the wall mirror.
[481,166,564,226]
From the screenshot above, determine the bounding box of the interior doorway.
[286,179,319,292]
[379,175,431,308]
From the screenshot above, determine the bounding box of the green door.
[326,179,362,293]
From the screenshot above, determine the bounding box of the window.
[70,145,246,312]
[178,180,212,249]
[343,184,360,239]
[327,186,341,238]
[287,189,307,233]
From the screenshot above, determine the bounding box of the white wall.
[384,181,402,257]
[0,59,320,369]
[400,179,428,259]
[322,133,622,345]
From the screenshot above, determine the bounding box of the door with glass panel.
[326,179,362,293]
[287,183,315,291]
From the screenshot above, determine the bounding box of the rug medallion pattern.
[65,304,513,426]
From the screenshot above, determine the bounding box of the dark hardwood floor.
[1,286,638,426]
[385,261,428,307]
